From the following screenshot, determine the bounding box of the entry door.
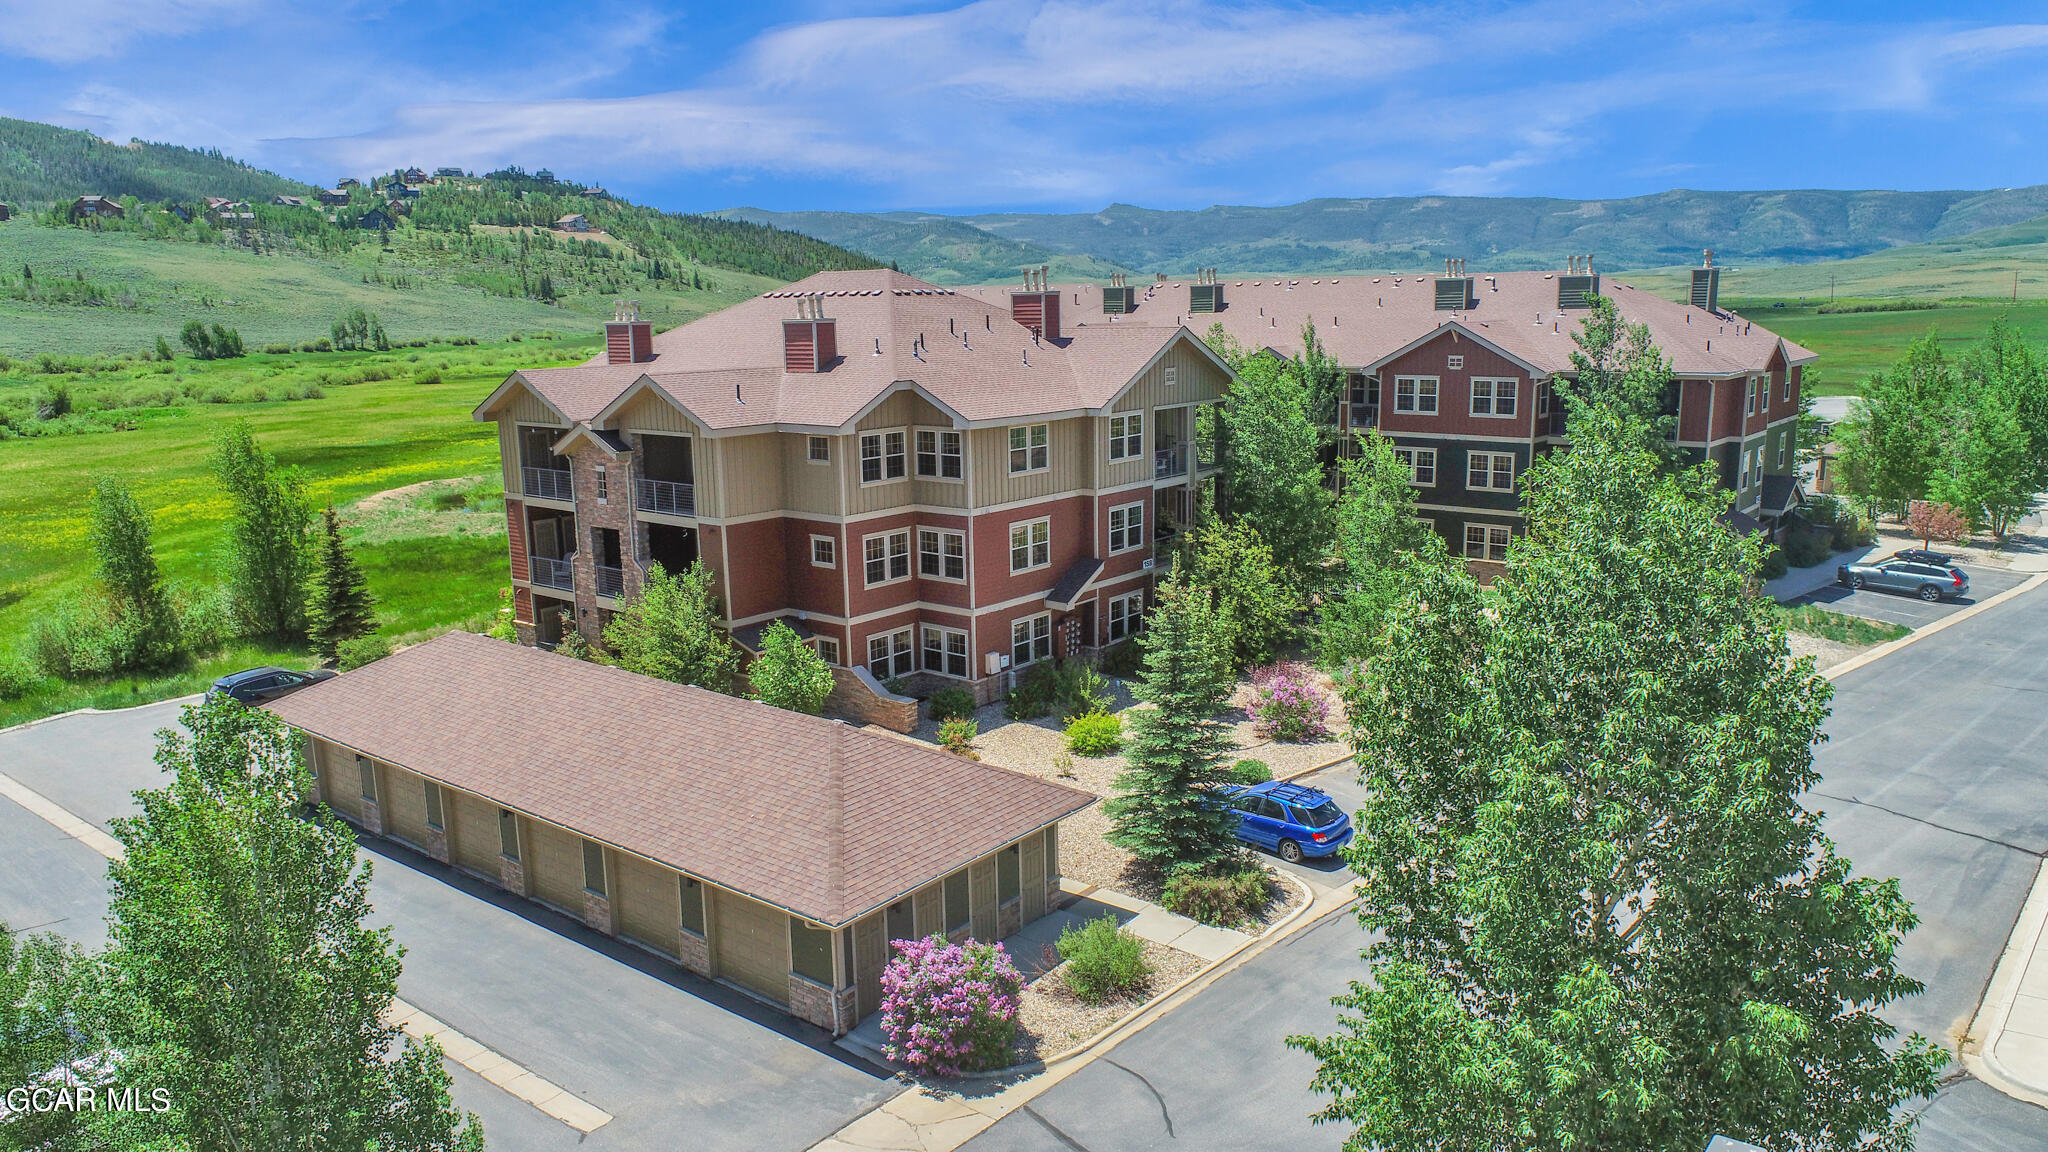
[855,913,887,1020]
[886,900,913,950]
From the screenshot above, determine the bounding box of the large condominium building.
[475,270,1231,721]
[967,257,1814,569]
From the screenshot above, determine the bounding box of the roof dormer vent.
[1690,249,1721,314]
[605,299,653,364]
[783,296,836,372]
[1188,268,1225,314]
[1557,255,1600,309]
[1434,260,1473,310]
[1102,271,1134,315]
[1011,266,1061,339]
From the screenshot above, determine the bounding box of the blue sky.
[3,0,2046,215]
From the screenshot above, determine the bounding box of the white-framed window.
[1108,502,1146,552]
[1470,378,1518,417]
[1467,451,1516,491]
[1163,365,1177,387]
[915,428,963,479]
[1392,446,1437,486]
[807,435,831,463]
[1746,376,1760,416]
[1447,354,1464,370]
[863,530,911,586]
[1781,373,1791,403]
[1776,439,1787,468]
[860,429,907,484]
[1538,385,1550,416]
[1109,413,1144,460]
[815,637,840,666]
[1753,446,1765,487]
[594,464,609,502]
[810,535,836,568]
[1739,449,1752,489]
[921,625,970,678]
[867,628,914,680]
[1009,518,1050,572]
[1011,613,1052,667]
[1106,591,1146,642]
[1008,423,1049,473]
[1464,523,1511,562]
[1393,376,1439,414]
[919,528,966,581]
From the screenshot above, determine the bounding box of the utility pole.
[2015,270,2021,303]
[1830,273,1836,303]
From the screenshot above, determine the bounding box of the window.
[1011,613,1052,667]
[680,876,705,935]
[1747,376,1760,416]
[923,625,970,678]
[1392,447,1437,486]
[944,870,970,932]
[1781,374,1791,403]
[814,638,840,666]
[423,781,443,830]
[1009,518,1051,572]
[915,429,963,479]
[1447,354,1464,370]
[1464,524,1511,562]
[1739,450,1751,489]
[1470,378,1518,417]
[1538,385,1551,416]
[498,808,519,860]
[1008,423,1049,473]
[1163,365,1177,387]
[594,464,608,501]
[791,918,835,986]
[1753,446,1765,486]
[807,435,831,463]
[1107,591,1145,641]
[919,528,966,581]
[1776,439,1788,468]
[1108,502,1146,552]
[998,844,1021,904]
[1393,376,1439,414]
[863,530,911,586]
[1467,451,1516,491]
[356,755,377,803]
[582,839,606,896]
[1109,413,1144,460]
[868,627,914,679]
[859,430,907,484]
[811,535,836,568]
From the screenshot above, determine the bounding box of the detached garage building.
[267,631,1092,1034]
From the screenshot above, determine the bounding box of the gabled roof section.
[1360,319,1545,376]
[551,425,630,458]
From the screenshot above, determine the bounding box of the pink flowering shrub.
[1249,662,1331,743]
[879,935,1024,1076]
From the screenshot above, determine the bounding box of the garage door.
[322,747,363,823]
[528,821,585,913]
[453,792,501,878]
[617,854,681,959]
[713,890,789,1004]
[384,768,431,849]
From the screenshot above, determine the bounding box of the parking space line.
[0,768,612,1135]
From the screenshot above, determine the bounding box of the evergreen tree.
[1221,353,1332,593]
[89,474,182,670]
[104,698,484,1150]
[602,561,740,691]
[210,421,313,641]
[1318,433,1452,672]
[306,505,376,664]
[1103,575,1240,874]
[1290,403,1945,1151]
[750,620,835,714]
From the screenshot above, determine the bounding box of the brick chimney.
[783,296,837,372]
[604,299,654,364]
[1010,266,1061,340]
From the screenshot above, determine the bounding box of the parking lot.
[1794,563,2029,629]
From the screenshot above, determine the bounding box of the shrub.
[412,368,443,386]
[486,588,518,643]
[173,583,238,654]
[1783,528,1832,569]
[1162,861,1272,929]
[928,686,976,723]
[1098,638,1143,678]
[1065,710,1123,756]
[751,620,832,713]
[1004,676,1052,721]
[1052,662,1113,723]
[879,936,1023,1076]
[938,717,979,757]
[0,650,47,700]
[1056,915,1151,1005]
[1248,662,1331,743]
[1227,758,1273,784]
[336,634,392,671]
[262,343,295,355]
[1758,547,1790,581]
[27,596,129,679]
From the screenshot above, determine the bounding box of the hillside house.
[554,213,591,232]
[268,631,1090,1034]
[434,166,464,179]
[204,198,253,223]
[581,188,610,199]
[69,195,123,220]
[474,270,1233,724]
[356,208,394,231]
[403,167,429,184]
[319,188,350,206]
[272,194,307,208]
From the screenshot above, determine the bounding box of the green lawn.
[1772,603,1911,647]
[1714,298,2048,392]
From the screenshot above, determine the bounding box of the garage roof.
[267,631,1093,926]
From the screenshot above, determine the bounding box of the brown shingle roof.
[266,632,1092,925]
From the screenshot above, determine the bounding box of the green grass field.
[1712,298,2048,393]
[0,340,590,726]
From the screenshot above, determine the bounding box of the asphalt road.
[1797,563,2029,629]
[0,698,896,1152]
[965,580,2048,1151]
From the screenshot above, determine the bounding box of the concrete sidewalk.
[1968,859,2048,1108]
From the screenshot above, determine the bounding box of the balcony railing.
[595,564,624,599]
[522,466,573,502]
[1154,443,1188,479]
[635,477,696,516]
[1349,403,1378,430]
[529,555,573,591]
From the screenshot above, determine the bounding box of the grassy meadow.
[1712,298,2048,393]
[0,338,593,726]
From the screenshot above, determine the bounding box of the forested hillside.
[0,117,311,206]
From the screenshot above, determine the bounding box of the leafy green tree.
[602,561,740,690]
[1221,353,1332,592]
[89,474,182,669]
[207,323,245,359]
[210,421,313,641]
[1290,404,1945,1152]
[1318,434,1452,672]
[153,334,176,362]
[1295,319,1346,427]
[306,504,376,663]
[1835,333,1951,519]
[1103,575,1240,874]
[1184,515,1296,668]
[1562,295,1680,458]
[178,319,214,359]
[751,620,834,714]
[103,698,483,1151]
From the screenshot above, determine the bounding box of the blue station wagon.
[1220,781,1353,863]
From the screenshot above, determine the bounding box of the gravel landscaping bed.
[1012,938,1206,1063]
[1786,631,1868,672]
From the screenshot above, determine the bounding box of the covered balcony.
[524,506,575,593]
[635,433,696,517]
[519,426,573,502]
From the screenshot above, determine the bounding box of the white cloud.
[0,0,252,62]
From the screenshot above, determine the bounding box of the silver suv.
[1836,558,1969,602]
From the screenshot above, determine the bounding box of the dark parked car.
[1890,549,1954,566]
[1219,781,1353,863]
[1836,558,1969,602]
[207,666,336,704]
